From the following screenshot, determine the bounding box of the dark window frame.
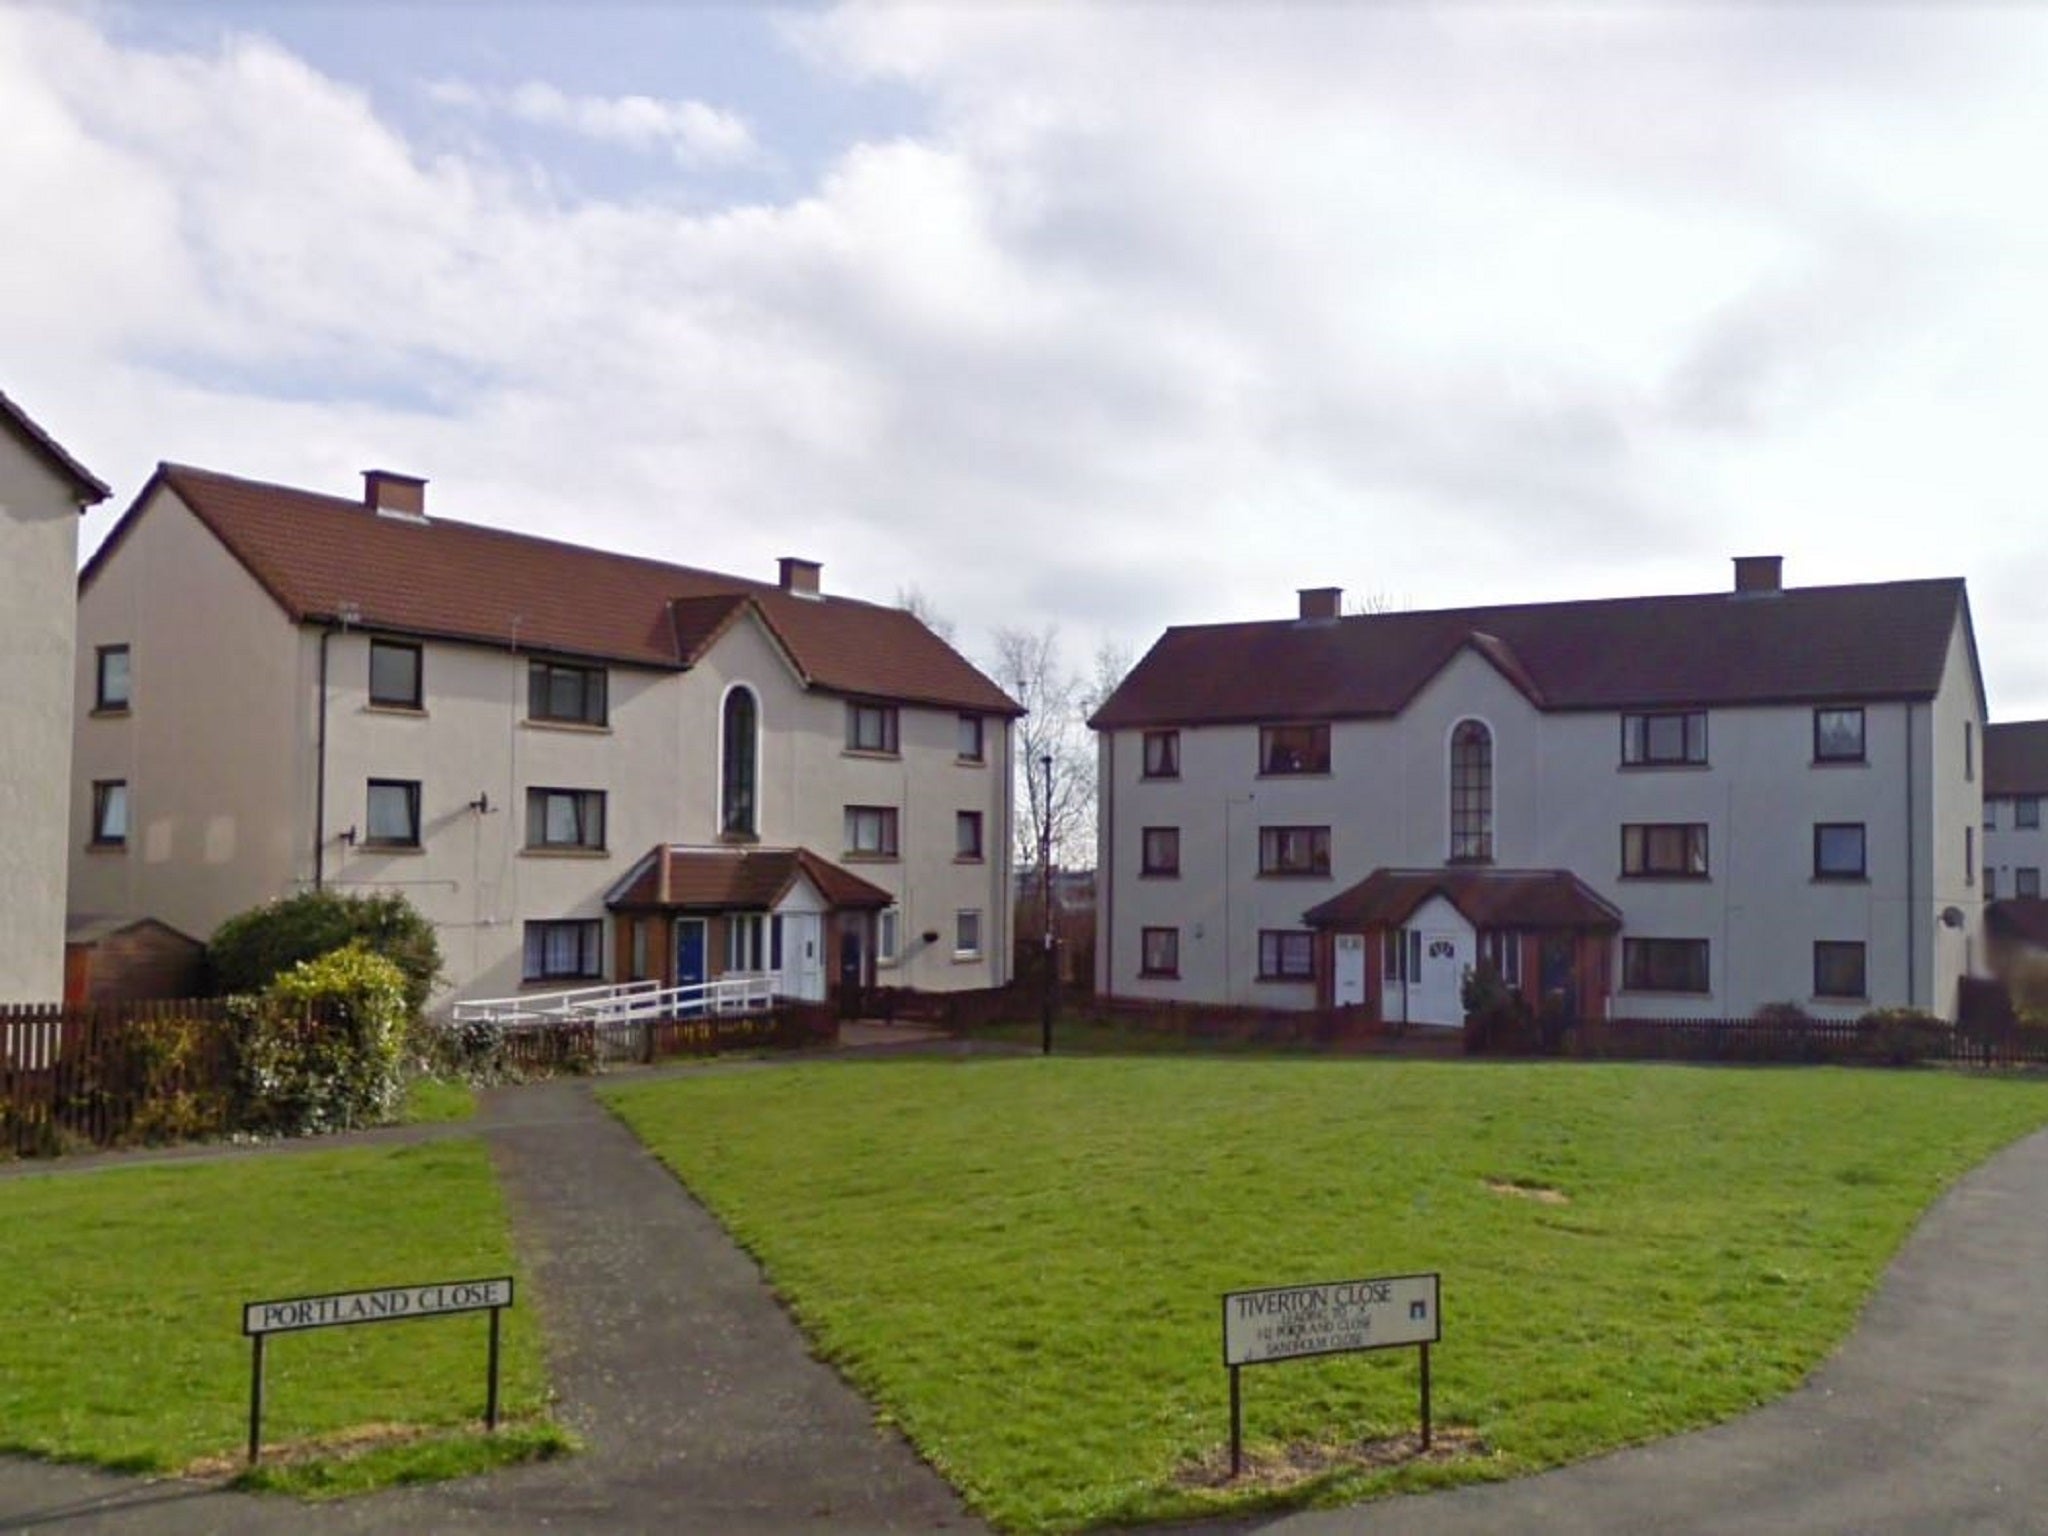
[1140,926,1180,978]
[1813,706,1865,764]
[1621,710,1708,768]
[1259,722,1331,776]
[957,713,985,763]
[1142,729,1180,779]
[1622,937,1711,994]
[1813,822,1868,882]
[955,810,984,861]
[955,909,983,957]
[527,658,608,726]
[1621,823,1711,879]
[844,804,900,857]
[368,639,423,710]
[721,686,758,837]
[526,786,606,851]
[1257,929,1316,981]
[90,779,128,846]
[1813,941,1868,1000]
[2018,867,2042,899]
[1258,825,1332,877]
[1140,825,1180,877]
[522,919,604,982]
[365,778,423,848]
[845,701,900,755]
[1449,719,1494,863]
[94,644,131,712]
[2020,798,2042,830]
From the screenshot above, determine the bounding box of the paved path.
[8,1063,2048,1533]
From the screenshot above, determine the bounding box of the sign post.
[1220,1272,1440,1476]
[241,1276,514,1464]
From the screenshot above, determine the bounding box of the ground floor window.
[2020,867,2042,899]
[955,909,982,958]
[878,907,900,964]
[1382,929,1422,985]
[1813,941,1867,1000]
[1141,926,1179,978]
[1478,929,1523,986]
[524,919,603,982]
[1622,937,1709,994]
[1257,929,1314,981]
[728,913,766,971]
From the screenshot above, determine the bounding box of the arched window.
[1449,719,1492,863]
[721,687,758,836]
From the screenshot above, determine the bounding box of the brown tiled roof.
[1986,721,2048,796]
[82,464,1020,716]
[606,846,893,912]
[1302,868,1623,932]
[1986,898,2048,951]
[0,388,110,505]
[1091,579,1976,728]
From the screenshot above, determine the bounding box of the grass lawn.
[0,1138,564,1492]
[396,1075,480,1124]
[605,1058,2048,1532]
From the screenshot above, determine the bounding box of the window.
[630,920,651,980]
[528,659,606,726]
[1260,722,1330,775]
[95,645,130,711]
[1965,721,1975,782]
[1259,825,1331,877]
[1383,929,1422,985]
[1449,719,1493,862]
[721,687,758,836]
[956,810,984,860]
[845,805,899,857]
[90,779,128,845]
[1258,930,1315,981]
[1622,824,1710,878]
[1987,801,2000,831]
[369,640,422,710]
[1140,826,1180,876]
[526,787,605,850]
[1966,825,1976,887]
[365,779,421,847]
[523,919,603,982]
[2019,868,2042,899]
[1814,823,1867,881]
[955,909,983,958]
[727,914,766,972]
[878,907,900,964]
[1623,938,1710,993]
[1142,730,1180,779]
[1814,941,1867,1000]
[1621,711,1707,767]
[2021,798,2042,830]
[957,714,985,762]
[846,702,899,754]
[1479,929,1523,987]
[1140,926,1179,977]
[1813,707,1864,763]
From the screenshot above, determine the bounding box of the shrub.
[1857,1007,1952,1067]
[236,945,410,1135]
[207,891,443,1017]
[120,1012,233,1144]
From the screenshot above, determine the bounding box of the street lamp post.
[1040,752,1055,1056]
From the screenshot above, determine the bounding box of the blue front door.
[675,919,707,1015]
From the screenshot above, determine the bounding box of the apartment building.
[0,391,109,1001]
[72,464,1019,1007]
[1091,558,1985,1022]
[1984,721,2048,901]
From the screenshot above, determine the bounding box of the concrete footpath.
[7,1062,2048,1533]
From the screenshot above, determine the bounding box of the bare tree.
[1343,589,1404,616]
[895,585,957,645]
[988,624,1108,872]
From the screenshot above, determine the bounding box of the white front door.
[1334,934,1366,1007]
[782,914,825,1001]
[1411,931,1469,1026]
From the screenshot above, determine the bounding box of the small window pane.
[878,908,900,962]
[92,781,128,843]
[956,811,983,858]
[96,647,131,710]
[369,642,421,708]
[1815,824,1867,880]
[1260,723,1330,775]
[1141,926,1178,977]
[2019,799,2042,830]
[1814,942,1867,999]
[1141,826,1179,876]
[957,714,984,761]
[956,909,982,956]
[1143,731,1180,778]
[2019,868,2042,899]
[367,780,420,845]
[1815,708,1864,762]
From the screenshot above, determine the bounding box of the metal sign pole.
[1229,1363,1242,1479]
[248,1334,266,1465]
[1419,1341,1432,1450]
[486,1305,503,1430]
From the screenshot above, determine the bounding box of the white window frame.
[954,908,983,959]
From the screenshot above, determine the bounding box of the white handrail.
[452,978,660,1025]
[450,974,777,1029]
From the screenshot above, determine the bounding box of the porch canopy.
[1303,867,1621,934]
[606,845,892,914]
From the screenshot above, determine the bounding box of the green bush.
[207,891,443,1017]
[236,945,410,1135]
[1857,1007,1952,1067]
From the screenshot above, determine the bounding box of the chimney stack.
[1298,587,1343,621]
[1732,555,1783,595]
[363,470,427,521]
[778,557,822,599]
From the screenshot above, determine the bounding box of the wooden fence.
[1,999,243,1156]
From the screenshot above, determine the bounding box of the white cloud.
[429,76,756,166]
[8,3,2048,715]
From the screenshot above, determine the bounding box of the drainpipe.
[1905,702,1917,1008]
[1100,731,1114,998]
[313,625,333,891]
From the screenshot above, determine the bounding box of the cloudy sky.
[8,2,2048,712]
